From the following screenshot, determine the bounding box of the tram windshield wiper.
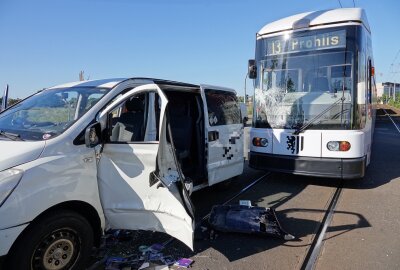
[293,96,346,135]
[0,130,24,141]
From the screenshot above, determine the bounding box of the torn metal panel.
[208,205,294,240]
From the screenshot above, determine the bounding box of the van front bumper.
[249,152,366,179]
[0,223,29,257]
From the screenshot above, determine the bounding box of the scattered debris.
[89,230,193,270]
[138,262,149,270]
[174,258,194,268]
[90,204,294,269]
[208,204,295,240]
[154,266,169,270]
[239,200,252,207]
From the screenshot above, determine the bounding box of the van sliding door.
[201,86,244,186]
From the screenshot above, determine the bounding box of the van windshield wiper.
[0,130,24,141]
[293,96,345,135]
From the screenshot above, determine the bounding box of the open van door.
[96,83,194,249]
[200,85,244,186]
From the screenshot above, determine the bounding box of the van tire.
[6,210,93,270]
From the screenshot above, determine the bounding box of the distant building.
[376,82,400,98]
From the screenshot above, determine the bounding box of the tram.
[248,8,376,179]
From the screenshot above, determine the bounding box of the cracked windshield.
[254,30,353,130]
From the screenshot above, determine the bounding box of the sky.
[0,0,399,99]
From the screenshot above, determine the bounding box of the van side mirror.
[248,59,257,79]
[85,122,101,148]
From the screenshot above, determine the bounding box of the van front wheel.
[7,210,93,270]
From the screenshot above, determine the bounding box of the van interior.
[107,86,208,187]
[163,88,207,186]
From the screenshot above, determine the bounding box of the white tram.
[248,8,376,179]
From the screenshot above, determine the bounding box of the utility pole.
[79,70,85,81]
[1,84,9,112]
[391,63,400,102]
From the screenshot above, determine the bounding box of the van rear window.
[205,89,241,126]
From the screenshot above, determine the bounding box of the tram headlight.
[253,137,268,147]
[327,141,351,151]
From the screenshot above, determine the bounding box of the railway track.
[300,182,344,270]
[383,108,400,134]
[301,108,400,270]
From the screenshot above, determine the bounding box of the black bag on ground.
[208,205,294,240]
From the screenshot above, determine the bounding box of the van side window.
[205,89,241,126]
[109,93,146,142]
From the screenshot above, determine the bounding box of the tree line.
[0,97,22,107]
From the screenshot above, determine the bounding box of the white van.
[0,78,244,269]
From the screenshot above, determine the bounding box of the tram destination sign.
[266,30,346,55]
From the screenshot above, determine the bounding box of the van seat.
[111,97,144,142]
[169,103,192,159]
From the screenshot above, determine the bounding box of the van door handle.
[208,131,219,141]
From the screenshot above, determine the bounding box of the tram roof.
[257,8,370,37]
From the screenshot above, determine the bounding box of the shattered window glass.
[205,90,241,126]
[254,50,353,130]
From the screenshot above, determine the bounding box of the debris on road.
[208,204,295,240]
[174,258,194,268]
[89,230,195,270]
[239,200,252,207]
[90,204,294,269]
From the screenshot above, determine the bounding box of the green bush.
[387,94,400,109]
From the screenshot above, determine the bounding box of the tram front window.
[254,50,353,130]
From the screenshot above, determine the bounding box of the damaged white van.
[0,78,244,269]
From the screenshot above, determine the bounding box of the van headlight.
[0,169,23,207]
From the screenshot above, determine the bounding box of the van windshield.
[0,87,109,141]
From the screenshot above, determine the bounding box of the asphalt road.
[315,107,400,270]
[91,106,400,270]
[175,106,400,270]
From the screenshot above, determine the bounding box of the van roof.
[257,8,370,37]
[47,78,236,94]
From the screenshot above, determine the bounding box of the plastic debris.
[155,266,169,270]
[239,200,252,207]
[174,258,194,268]
[161,255,176,266]
[208,204,295,240]
[89,230,184,270]
[138,262,150,270]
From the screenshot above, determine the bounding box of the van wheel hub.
[32,229,80,270]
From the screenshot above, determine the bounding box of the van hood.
[0,140,45,171]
